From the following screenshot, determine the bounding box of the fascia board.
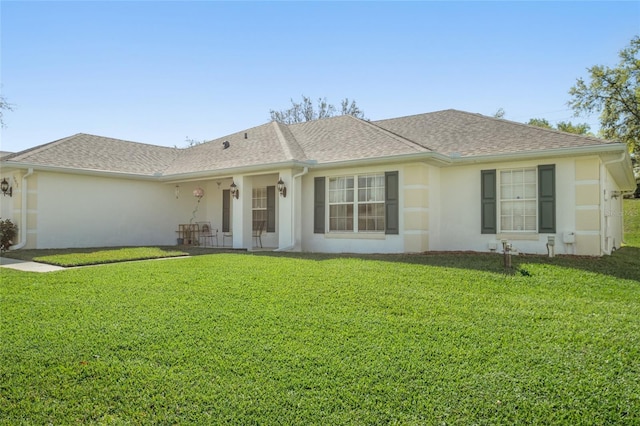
[0,161,161,180]
[447,144,630,165]
[157,160,316,182]
[307,152,452,171]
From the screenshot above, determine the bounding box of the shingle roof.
[3,133,179,175]
[164,122,291,175]
[2,109,621,177]
[288,115,429,163]
[373,109,617,157]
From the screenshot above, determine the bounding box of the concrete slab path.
[0,256,65,273]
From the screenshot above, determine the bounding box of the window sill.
[325,232,387,240]
[497,233,540,241]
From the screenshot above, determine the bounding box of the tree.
[556,121,591,135]
[568,36,640,152]
[270,95,366,124]
[493,108,506,119]
[0,95,14,128]
[527,118,592,135]
[527,118,552,129]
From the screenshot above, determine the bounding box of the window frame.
[327,173,386,233]
[252,187,268,231]
[498,167,538,233]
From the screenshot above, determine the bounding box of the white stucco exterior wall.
[435,157,580,255]
[34,172,198,249]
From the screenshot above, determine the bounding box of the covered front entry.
[172,170,296,251]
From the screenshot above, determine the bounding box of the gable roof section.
[287,115,430,163]
[163,122,303,176]
[373,109,619,157]
[4,133,179,176]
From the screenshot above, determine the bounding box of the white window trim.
[327,173,385,233]
[498,167,538,233]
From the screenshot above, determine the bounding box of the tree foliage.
[270,95,366,124]
[0,95,14,128]
[493,108,506,119]
[568,36,640,152]
[527,118,592,135]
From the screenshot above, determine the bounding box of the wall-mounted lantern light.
[1,178,12,197]
[230,181,239,199]
[277,178,287,198]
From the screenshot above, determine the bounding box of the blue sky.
[1,1,638,152]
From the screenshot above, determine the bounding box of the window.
[252,187,267,230]
[499,168,537,232]
[481,165,555,234]
[328,173,385,232]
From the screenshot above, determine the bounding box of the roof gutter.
[159,160,316,183]
[447,143,629,165]
[11,168,34,250]
[602,150,636,191]
[0,161,163,181]
[311,151,452,171]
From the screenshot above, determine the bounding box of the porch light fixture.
[1,178,12,197]
[277,178,287,197]
[230,181,239,199]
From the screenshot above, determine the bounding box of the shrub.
[0,218,18,250]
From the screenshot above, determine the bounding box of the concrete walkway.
[0,256,66,273]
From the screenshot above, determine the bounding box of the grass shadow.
[250,246,640,283]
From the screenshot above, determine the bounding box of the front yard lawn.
[1,252,639,424]
[31,246,187,267]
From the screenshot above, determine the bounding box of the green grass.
[31,247,187,267]
[624,198,640,247]
[2,253,639,424]
[1,199,639,423]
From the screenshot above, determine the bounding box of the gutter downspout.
[601,152,627,254]
[275,166,309,252]
[11,168,34,250]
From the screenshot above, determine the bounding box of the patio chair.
[223,232,233,247]
[197,222,218,247]
[252,220,265,248]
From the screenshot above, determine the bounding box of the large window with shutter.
[314,171,398,234]
[481,165,555,234]
[500,168,537,232]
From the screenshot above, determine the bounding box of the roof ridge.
[355,115,434,152]
[272,121,295,160]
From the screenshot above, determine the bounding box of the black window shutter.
[266,186,276,233]
[538,164,556,233]
[481,170,497,234]
[222,189,231,232]
[385,171,399,234]
[314,177,325,234]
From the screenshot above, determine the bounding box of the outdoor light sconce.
[1,178,12,197]
[230,181,239,199]
[277,178,287,197]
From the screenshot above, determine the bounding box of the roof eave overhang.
[449,143,630,164]
[307,152,451,170]
[0,161,162,180]
[159,160,316,183]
